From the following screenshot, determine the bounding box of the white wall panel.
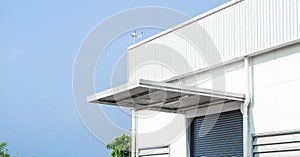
[244,0,251,53]
[252,51,276,89]
[252,44,300,134]
[278,0,284,43]
[256,0,263,50]
[274,44,300,83]
[205,16,212,65]
[298,0,300,38]
[215,11,224,62]
[252,81,300,133]
[137,110,187,157]
[251,85,278,133]
[222,6,230,61]
[263,0,270,48]
[290,0,298,40]
[169,133,187,157]
[234,2,241,57]
[269,0,276,45]
[195,67,245,94]
[251,0,258,52]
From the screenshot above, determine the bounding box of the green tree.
[0,142,10,157]
[0,142,35,157]
[106,134,131,157]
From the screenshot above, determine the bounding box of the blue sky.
[0,0,229,156]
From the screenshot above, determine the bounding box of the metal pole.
[242,57,251,157]
[131,109,138,157]
[135,110,138,157]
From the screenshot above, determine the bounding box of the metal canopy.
[87,79,245,113]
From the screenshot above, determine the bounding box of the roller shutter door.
[190,110,243,157]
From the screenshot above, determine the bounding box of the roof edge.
[127,0,244,50]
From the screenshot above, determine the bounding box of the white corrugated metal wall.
[128,0,300,82]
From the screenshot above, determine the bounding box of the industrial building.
[88,0,300,156]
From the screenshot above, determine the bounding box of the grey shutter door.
[191,110,243,157]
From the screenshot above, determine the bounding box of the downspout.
[135,111,138,157]
[132,110,138,157]
[242,57,251,157]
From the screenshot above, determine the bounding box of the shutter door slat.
[191,110,243,157]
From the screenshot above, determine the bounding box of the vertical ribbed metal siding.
[128,0,300,82]
[191,110,243,157]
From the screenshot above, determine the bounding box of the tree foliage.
[106,134,131,157]
[0,142,10,157]
[0,142,35,157]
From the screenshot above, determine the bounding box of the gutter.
[242,57,251,157]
